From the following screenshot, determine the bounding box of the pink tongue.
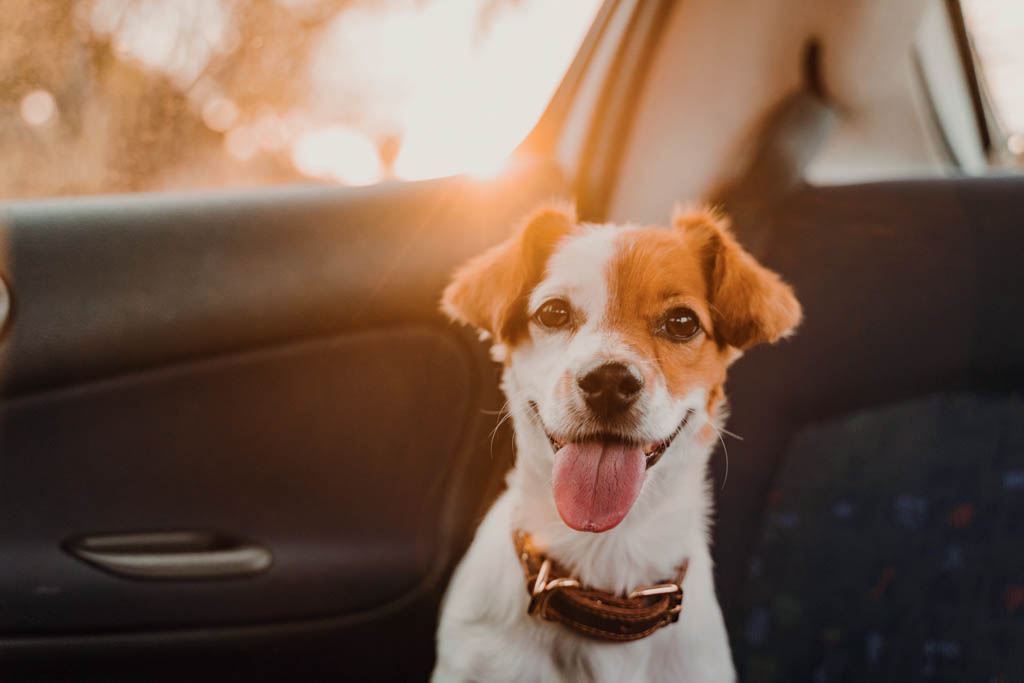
[552,441,646,532]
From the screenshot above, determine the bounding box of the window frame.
[948,0,1008,161]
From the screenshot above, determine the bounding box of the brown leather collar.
[513,531,688,642]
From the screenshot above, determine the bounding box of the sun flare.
[302,0,601,185]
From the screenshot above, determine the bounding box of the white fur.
[434,225,736,682]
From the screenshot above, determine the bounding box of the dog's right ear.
[442,204,576,344]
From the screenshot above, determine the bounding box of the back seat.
[717,177,1024,681]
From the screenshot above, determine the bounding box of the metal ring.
[544,578,581,591]
[532,559,552,596]
[628,583,681,599]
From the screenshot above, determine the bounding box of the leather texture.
[514,531,687,642]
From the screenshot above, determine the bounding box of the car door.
[0,166,561,682]
[0,1,671,680]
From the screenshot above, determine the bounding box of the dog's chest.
[547,627,681,683]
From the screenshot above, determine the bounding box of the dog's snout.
[577,362,643,418]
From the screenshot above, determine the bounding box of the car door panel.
[1,326,471,633]
[0,159,568,679]
[0,163,563,396]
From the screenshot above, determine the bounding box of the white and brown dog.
[433,204,801,682]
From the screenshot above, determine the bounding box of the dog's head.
[443,204,801,533]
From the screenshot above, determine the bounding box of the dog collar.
[513,531,688,642]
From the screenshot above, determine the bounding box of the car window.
[959,0,1024,163]
[1,0,601,200]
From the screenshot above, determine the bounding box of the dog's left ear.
[442,204,577,344]
[674,206,802,350]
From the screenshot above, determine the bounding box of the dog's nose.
[577,362,643,418]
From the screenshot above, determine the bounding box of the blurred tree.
[2,1,209,196]
[0,0,534,199]
[0,0,354,198]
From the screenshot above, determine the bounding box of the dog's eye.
[534,298,571,329]
[660,307,701,341]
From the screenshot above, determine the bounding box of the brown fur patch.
[606,226,731,401]
[605,207,801,403]
[441,204,576,344]
[706,383,725,416]
[673,207,802,349]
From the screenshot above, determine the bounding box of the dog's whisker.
[707,420,730,491]
[487,400,513,459]
[480,407,507,416]
[718,426,744,441]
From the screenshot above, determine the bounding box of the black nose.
[577,362,643,418]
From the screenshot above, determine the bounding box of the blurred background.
[0,0,600,198]
[2,0,1018,201]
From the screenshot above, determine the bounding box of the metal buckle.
[628,582,681,599]
[532,560,582,596]
[531,559,552,597]
[544,578,581,590]
[529,560,582,615]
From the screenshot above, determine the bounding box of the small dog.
[433,204,801,682]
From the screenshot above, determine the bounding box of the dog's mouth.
[527,402,692,533]
[543,418,690,471]
[528,401,691,470]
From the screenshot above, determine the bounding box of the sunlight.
[20,90,57,127]
[89,0,232,88]
[306,0,602,184]
[962,0,1024,136]
[8,0,602,195]
[291,125,383,186]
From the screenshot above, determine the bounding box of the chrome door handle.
[66,531,272,580]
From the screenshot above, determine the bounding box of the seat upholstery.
[714,177,1024,681]
[736,393,1024,681]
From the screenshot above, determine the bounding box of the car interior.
[1,0,1021,680]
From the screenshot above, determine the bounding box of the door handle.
[65,531,272,580]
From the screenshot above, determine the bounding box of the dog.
[433,203,801,682]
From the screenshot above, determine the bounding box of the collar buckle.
[628,582,682,599]
[528,558,581,614]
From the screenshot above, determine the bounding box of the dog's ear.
[442,204,576,344]
[674,206,802,350]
